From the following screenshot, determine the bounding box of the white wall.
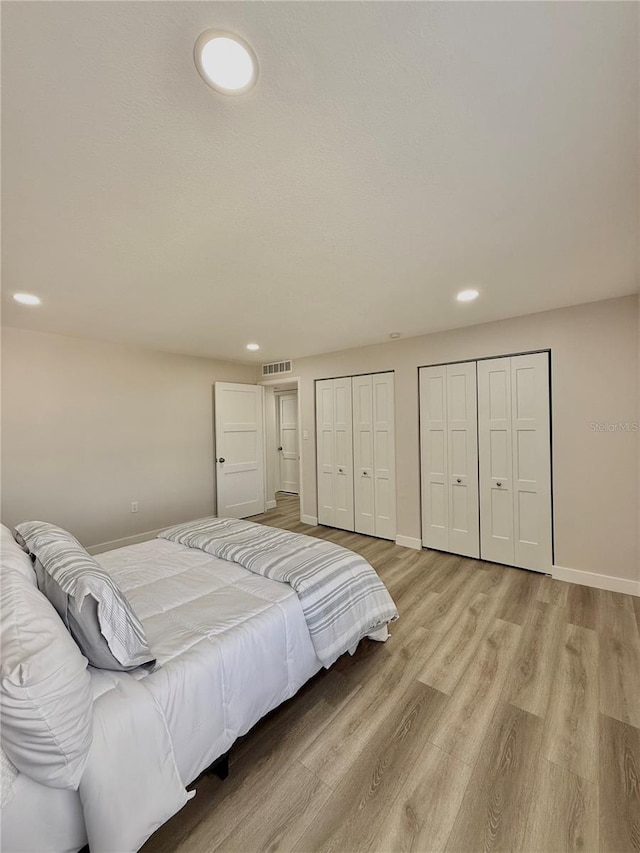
[291,296,639,585]
[1,327,255,548]
[3,297,637,588]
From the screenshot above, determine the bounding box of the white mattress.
[2,538,321,853]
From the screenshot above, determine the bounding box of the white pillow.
[0,524,37,586]
[0,566,93,789]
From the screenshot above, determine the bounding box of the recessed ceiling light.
[246,343,260,351]
[13,292,41,306]
[456,289,479,302]
[194,31,258,94]
[389,332,401,339]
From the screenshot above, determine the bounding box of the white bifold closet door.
[316,377,354,531]
[478,352,552,572]
[420,362,480,558]
[352,372,396,540]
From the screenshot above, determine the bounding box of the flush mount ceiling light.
[246,343,260,351]
[13,292,41,305]
[389,332,401,339]
[456,289,479,303]
[194,31,258,94]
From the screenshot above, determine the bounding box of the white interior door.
[420,364,479,555]
[478,358,515,565]
[372,372,396,541]
[315,377,354,532]
[316,379,335,527]
[510,353,552,571]
[420,365,450,550]
[277,392,299,494]
[478,353,552,571]
[446,362,479,558]
[333,378,355,531]
[214,382,265,518]
[352,375,375,536]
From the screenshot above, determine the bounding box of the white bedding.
[1,538,322,853]
[101,538,321,784]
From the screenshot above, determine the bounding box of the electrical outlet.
[130,501,139,513]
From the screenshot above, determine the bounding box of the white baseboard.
[266,500,277,510]
[552,564,640,597]
[88,527,167,555]
[395,535,422,551]
[301,514,318,526]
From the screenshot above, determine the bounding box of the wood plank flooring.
[143,494,640,853]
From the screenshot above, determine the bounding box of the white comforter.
[159,517,398,667]
[100,537,321,786]
[2,538,321,853]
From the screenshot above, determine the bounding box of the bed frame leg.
[206,749,230,781]
[215,751,230,780]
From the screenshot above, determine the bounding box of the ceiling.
[2,1,638,363]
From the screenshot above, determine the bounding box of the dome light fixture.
[13,292,41,306]
[389,332,401,339]
[456,289,479,303]
[246,343,260,351]
[194,31,258,94]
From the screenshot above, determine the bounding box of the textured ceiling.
[2,1,638,363]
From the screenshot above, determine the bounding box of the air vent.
[262,360,292,377]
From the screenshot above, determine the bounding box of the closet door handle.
[277,446,283,451]
[496,481,502,487]
[218,457,226,464]
[456,478,462,484]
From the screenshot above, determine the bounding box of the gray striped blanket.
[158,518,398,667]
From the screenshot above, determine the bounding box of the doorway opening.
[260,376,304,523]
[275,389,299,495]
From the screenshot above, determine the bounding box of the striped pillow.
[16,521,154,672]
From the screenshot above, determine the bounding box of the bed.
[1,524,397,853]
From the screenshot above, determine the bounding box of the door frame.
[417,349,554,567]
[259,376,303,522]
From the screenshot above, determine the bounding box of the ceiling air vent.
[262,360,293,377]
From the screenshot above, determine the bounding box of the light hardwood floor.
[143,494,640,853]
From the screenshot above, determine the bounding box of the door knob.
[218,457,225,463]
[456,478,462,483]
[277,446,283,451]
[497,481,502,487]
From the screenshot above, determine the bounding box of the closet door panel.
[352,375,375,536]
[333,378,355,531]
[372,372,396,540]
[446,362,480,558]
[316,380,335,526]
[420,366,449,550]
[317,372,395,540]
[511,353,552,571]
[479,358,515,565]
